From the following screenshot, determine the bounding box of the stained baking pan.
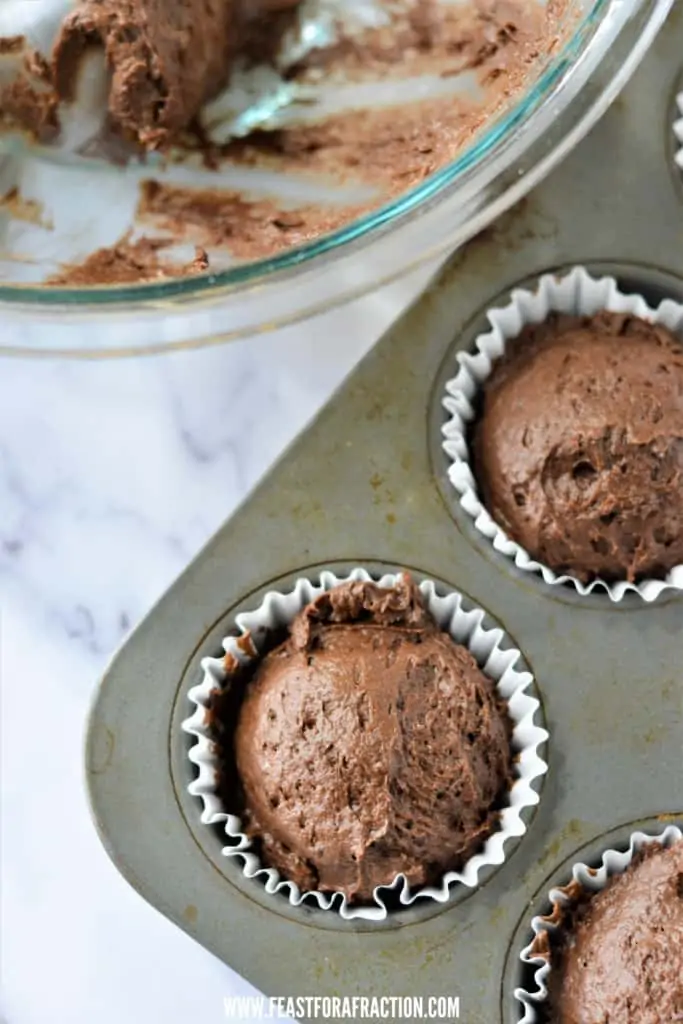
[86,7,683,1022]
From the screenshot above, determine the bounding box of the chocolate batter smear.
[137,179,363,260]
[47,235,209,286]
[0,38,59,142]
[0,187,50,228]
[220,92,491,196]
[284,0,549,83]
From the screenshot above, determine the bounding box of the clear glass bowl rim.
[0,0,651,308]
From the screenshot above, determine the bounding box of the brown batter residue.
[0,36,26,56]
[137,83,510,260]
[285,0,551,82]
[209,0,563,212]
[1,0,573,275]
[223,92,494,198]
[137,179,362,260]
[0,187,51,228]
[47,235,209,286]
[0,39,59,142]
[134,43,543,263]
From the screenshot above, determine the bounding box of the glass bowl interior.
[0,0,674,354]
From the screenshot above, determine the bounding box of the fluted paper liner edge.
[514,823,683,1022]
[182,568,548,921]
[674,92,683,170]
[441,266,683,602]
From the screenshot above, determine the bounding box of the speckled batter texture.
[549,841,683,1024]
[213,576,513,902]
[475,311,683,583]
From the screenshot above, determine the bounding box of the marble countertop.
[1,261,438,1024]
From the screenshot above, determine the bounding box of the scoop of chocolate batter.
[53,0,234,148]
[550,841,683,1024]
[475,311,683,583]
[227,576,512,902]
[52,0,299,149]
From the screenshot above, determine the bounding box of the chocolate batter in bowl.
[0,0,675,354]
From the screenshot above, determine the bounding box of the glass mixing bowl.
[0,0,674,356]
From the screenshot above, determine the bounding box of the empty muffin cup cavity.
[182,568,548,921]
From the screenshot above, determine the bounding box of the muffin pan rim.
[170,560,548,932]
[427,258,683,608]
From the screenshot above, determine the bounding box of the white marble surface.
[0,261,439,1024]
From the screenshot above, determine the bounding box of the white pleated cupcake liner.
[441,266,683,602]
[514,823,683,1023]
[182,567,548,922]
[674,92,683,170]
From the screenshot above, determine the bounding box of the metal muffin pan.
[87,8,683,1023]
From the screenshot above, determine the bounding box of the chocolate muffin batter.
[52,0,299,149]
[221,576,513,902]
[475,311,683,583]
[549,841,683,1024]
